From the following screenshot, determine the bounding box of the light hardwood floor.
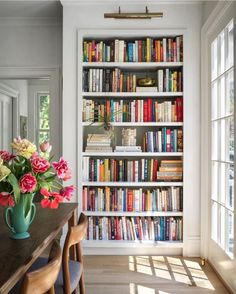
[84,256,229,294]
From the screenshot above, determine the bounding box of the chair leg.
[79,272,85,294]
[48,286,55,294]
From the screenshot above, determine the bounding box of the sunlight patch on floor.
[154,268,172,280]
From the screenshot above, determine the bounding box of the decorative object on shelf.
[0,138,75,239]
[122,128,137,146]
[104,6,163,20]
[137,77,156,87]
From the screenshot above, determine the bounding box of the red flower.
[52,157,72,181]
[19,173,37,193]
[0,151,15,162]
[30,156,50,174]
[0,192,15,207]
[60,185,75,200]
[40,188,64,209]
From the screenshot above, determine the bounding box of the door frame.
[0,67,61,159]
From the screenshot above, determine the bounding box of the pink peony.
[0,192,15,207]
[52,157,72,181]
[40,141,52,153]
[60,185,76,200]
[0,151,15,162]
[40,188,64,209]
[31,156,50,174]
[19,173,37,193]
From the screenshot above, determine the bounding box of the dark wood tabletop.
[0,203,78,294]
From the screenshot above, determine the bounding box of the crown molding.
[0,17,62,27]
[60,0,203,6]
[0,82,19,98]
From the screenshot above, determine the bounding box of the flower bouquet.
[0,138,75,239]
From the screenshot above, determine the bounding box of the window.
[37,93,50,146]
[211,20,234,258]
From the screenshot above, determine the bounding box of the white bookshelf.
[78,31,184,254]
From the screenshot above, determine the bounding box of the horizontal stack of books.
[85,134,112,153]
[83,187,183,212]
[87,216,183,241]
[157,160,183,181]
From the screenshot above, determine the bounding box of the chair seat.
[27,257,83,294]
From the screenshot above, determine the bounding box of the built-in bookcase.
[78,30,184,254]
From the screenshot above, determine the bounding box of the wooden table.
[0,203,78,294]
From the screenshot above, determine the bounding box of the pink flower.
[0,151,15,162]
[52,157,72,181]
[0,192,15,207]
[31,156,50,174]
[40,188,64,209]
[60,185,76,200]
[40,141,52,153]
[19,173,37,193]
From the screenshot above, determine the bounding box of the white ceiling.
[0,1,62,18]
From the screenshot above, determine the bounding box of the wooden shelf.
[83,211,183,217]
[82,62,183,69]
[82,182,183,187]
[82,240,184,248]
[82,122,183,127]
[82,92,183,97]
[82,152,183,157]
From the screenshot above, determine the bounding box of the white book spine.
[163,38,167,62]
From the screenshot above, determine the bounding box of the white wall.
[1,79,28,116]
[62,3,202,256]
[202,1,218,25]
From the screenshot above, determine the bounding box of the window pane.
[226,210,234,256]
[219,30,225,74]
[38,131,50,145]
[211,201,218,242]
[211,81,218,119]
[220,162,226,204]
[219,76,225,117]
[211,38,218,81]
[220,119,226,161]
[226,20,234,70]
[212,161,219,201]
[212,121,219,160]
[220,206,225,248]
[226,117,234,162]
[39,95,50,130]
[226,163,234,210]
[226,70,234,116]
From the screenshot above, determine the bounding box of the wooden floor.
[84,256,229,294]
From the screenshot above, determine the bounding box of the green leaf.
[7,173,20,203]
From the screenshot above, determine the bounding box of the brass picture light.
[104,6,163,19]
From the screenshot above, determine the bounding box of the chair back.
[20,240,62,294]
[62,213,87,294]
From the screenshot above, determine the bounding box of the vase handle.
[4,207,15,233]
[29,203,36,225]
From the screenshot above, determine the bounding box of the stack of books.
[157,160,183,181]
[85,134,112,152]
[114,146,142,152]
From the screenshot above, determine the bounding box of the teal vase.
[4,193,36,239]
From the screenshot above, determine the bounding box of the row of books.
[82,98,183,123]
[83,68,183,93]
[82,187,183,212]
[143,129,183,153]
[85,134,113,152]
[83,36,183,63]
[86,216,183,241]
[82,158,183,182]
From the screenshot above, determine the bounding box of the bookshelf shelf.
[82,182,183,187]
[82,152,183,157]
[79,32,184,252]
[82,122,183,127]
[82,240,184,248]
[82,92,183,97]
[84,211,183,217]
[82,61,183,69]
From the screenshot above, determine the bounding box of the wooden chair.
[25,213,87,294]
[20,240,62,294]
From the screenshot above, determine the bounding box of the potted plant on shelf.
[0,138,75,239]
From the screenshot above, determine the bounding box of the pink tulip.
[40,141,52,153]
[19,173,37,193]
[31,156,50,174]
[40,188,64,209]
[52,157,72,181]
[60,185,76,200]
[0,192,15,207]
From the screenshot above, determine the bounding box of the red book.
[115,217,121,240]
[136,217,143,240]
[152,159,158,181]
[138,40,142,62]
[143,101,148,122]
[147,98,152,122]
[176,98,183,122]
[127,190,133,212]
